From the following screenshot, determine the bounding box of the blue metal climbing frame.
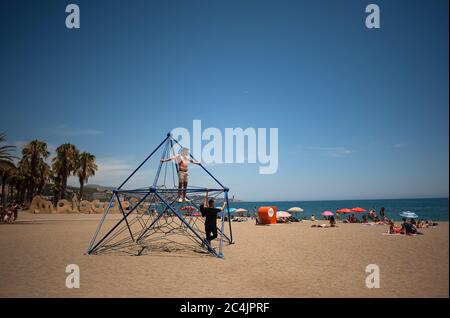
[87,133,234,258]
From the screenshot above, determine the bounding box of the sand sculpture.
[30,196,55,214]
[29,195,137,215]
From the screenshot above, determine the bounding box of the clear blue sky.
[0,0,448,201]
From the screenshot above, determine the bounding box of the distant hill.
[41,183,241,202]
[84,184,115,191]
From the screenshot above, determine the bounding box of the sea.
[226,198,449,221]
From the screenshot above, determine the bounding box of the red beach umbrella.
[351,207,366,213]
[337,208,352,214]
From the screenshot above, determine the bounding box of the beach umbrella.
[287,207,304,213]
[337,208,352,214]
[276,211,291,218]
[400,211,418,219]
[321,211,334,217]
[351,207,366,213]
[234,208,247,216]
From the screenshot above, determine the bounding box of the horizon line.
[236,197,449,203]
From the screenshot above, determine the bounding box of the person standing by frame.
[200,191,227,248]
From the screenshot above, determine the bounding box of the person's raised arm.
[161,155,177,163]
[190,158,200,165]
[203,191,209,207]
[220,200,227,211]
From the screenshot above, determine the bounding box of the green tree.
[0,133,16,163]
[52,143,79,202]
[21,140,50,202]
[77,152,98,200]
[0,160,16,210]
[0,133,17,209]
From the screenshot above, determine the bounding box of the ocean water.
[226,198,449,221]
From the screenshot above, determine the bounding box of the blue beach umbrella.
[400,211,419,219]
[216,207,236,212]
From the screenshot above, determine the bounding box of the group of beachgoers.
[0,200,21,224]
[305,207,439,234]
[388,218,438,235]
[307,207,388,227]
[340,208,388,224]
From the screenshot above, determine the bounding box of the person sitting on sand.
[312,216,336,228]
[329,215,336,227]
[348,214,358,223]
[388,220,402,234]
[427,220,438,227]
[362,214,368,223]
[200,192,227,247]
[401,219,423,235]
[161,147,200,202]
[310,214,316,222]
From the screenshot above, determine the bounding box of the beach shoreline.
[0,212,448,298]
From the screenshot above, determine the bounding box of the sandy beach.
[0,211,448,298]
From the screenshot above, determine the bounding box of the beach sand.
[0,212,448,298]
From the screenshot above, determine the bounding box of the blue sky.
[0,0,448,201]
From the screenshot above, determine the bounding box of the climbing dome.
[86,133,233,258]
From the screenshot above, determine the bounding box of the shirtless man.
[161,148,199,202]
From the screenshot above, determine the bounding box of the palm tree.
[77,152,98,200]
[21,140,50,202]
[7,166,20,202]
[0,160,16,210]
[0,133,16,163]
[52,143,79,202]
[36,160,50,195]
[9,164,27,203]
[0,133,17,209]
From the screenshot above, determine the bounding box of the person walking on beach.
[161,147,200,202]
[200,192,227,248]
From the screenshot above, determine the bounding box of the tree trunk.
[19,186,25,204]
[61,174,68,201]
[9,184,14,202]
[79,179,84,201]
[1,173,6,210]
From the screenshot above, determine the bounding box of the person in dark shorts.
[200,192,227,248]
